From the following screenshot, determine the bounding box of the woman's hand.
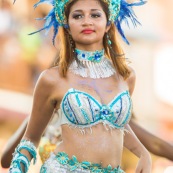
[135,151,152,173]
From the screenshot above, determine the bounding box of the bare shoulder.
[32,66,63,106]
[126,66,136,95]
[33,66,62,97]
[37,66,60,87]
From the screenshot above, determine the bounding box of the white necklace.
[69,48,116,78]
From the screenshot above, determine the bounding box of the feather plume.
[115,0,147,44]
[14,0,146,45]
[29,0,59,45]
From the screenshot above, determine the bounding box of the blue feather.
[115,0,147,44]
[29,6,59,45]
[52,19,59,45]
[34,0,55,9]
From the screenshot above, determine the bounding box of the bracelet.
[9,139,37,173]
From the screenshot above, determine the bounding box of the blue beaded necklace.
[75,49,104,63]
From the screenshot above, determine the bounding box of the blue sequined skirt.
[40,152,125,173]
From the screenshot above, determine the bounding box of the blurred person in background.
[7,0,152,172]
[129,114,173,162]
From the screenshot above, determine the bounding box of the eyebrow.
[71,9,102,13]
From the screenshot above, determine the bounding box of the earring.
[106,33,112,46]
[68,33,75,53]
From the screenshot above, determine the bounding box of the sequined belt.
[40,152,125,173]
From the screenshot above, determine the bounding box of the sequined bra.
[57,88,132,129]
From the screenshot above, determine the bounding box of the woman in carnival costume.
[9,0,152,172]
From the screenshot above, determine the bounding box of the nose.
[82,16,93,26]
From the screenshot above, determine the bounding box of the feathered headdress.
[25,0,146,45]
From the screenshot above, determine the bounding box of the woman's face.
[68,0,110,50]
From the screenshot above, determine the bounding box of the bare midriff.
[54,123,124,168]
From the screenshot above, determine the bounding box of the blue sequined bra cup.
[57,88,132,130]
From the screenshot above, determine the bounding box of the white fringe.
[69,57,116,79]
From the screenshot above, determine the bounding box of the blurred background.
[0,0,173,172]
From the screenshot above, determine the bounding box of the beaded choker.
[75,48,104,63]
[69,49,116,78]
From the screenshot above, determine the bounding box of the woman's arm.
[9,69,58,172]
[130,118,173,161]
[124,67,152,172]
[1,117,28,168]
[124,124,152,173]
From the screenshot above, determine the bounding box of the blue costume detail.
[75,49,105,63]
[9,139,37,173]
[57,88,132,130]
[40,152,125,173]
[27,0,146,45]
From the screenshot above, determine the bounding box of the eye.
[91,13,101,18]
[72,14,83,19]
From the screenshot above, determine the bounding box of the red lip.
[82,29,94,34]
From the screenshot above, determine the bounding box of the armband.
[9,139,37,173]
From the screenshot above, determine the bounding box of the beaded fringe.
[69,57,116,78]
